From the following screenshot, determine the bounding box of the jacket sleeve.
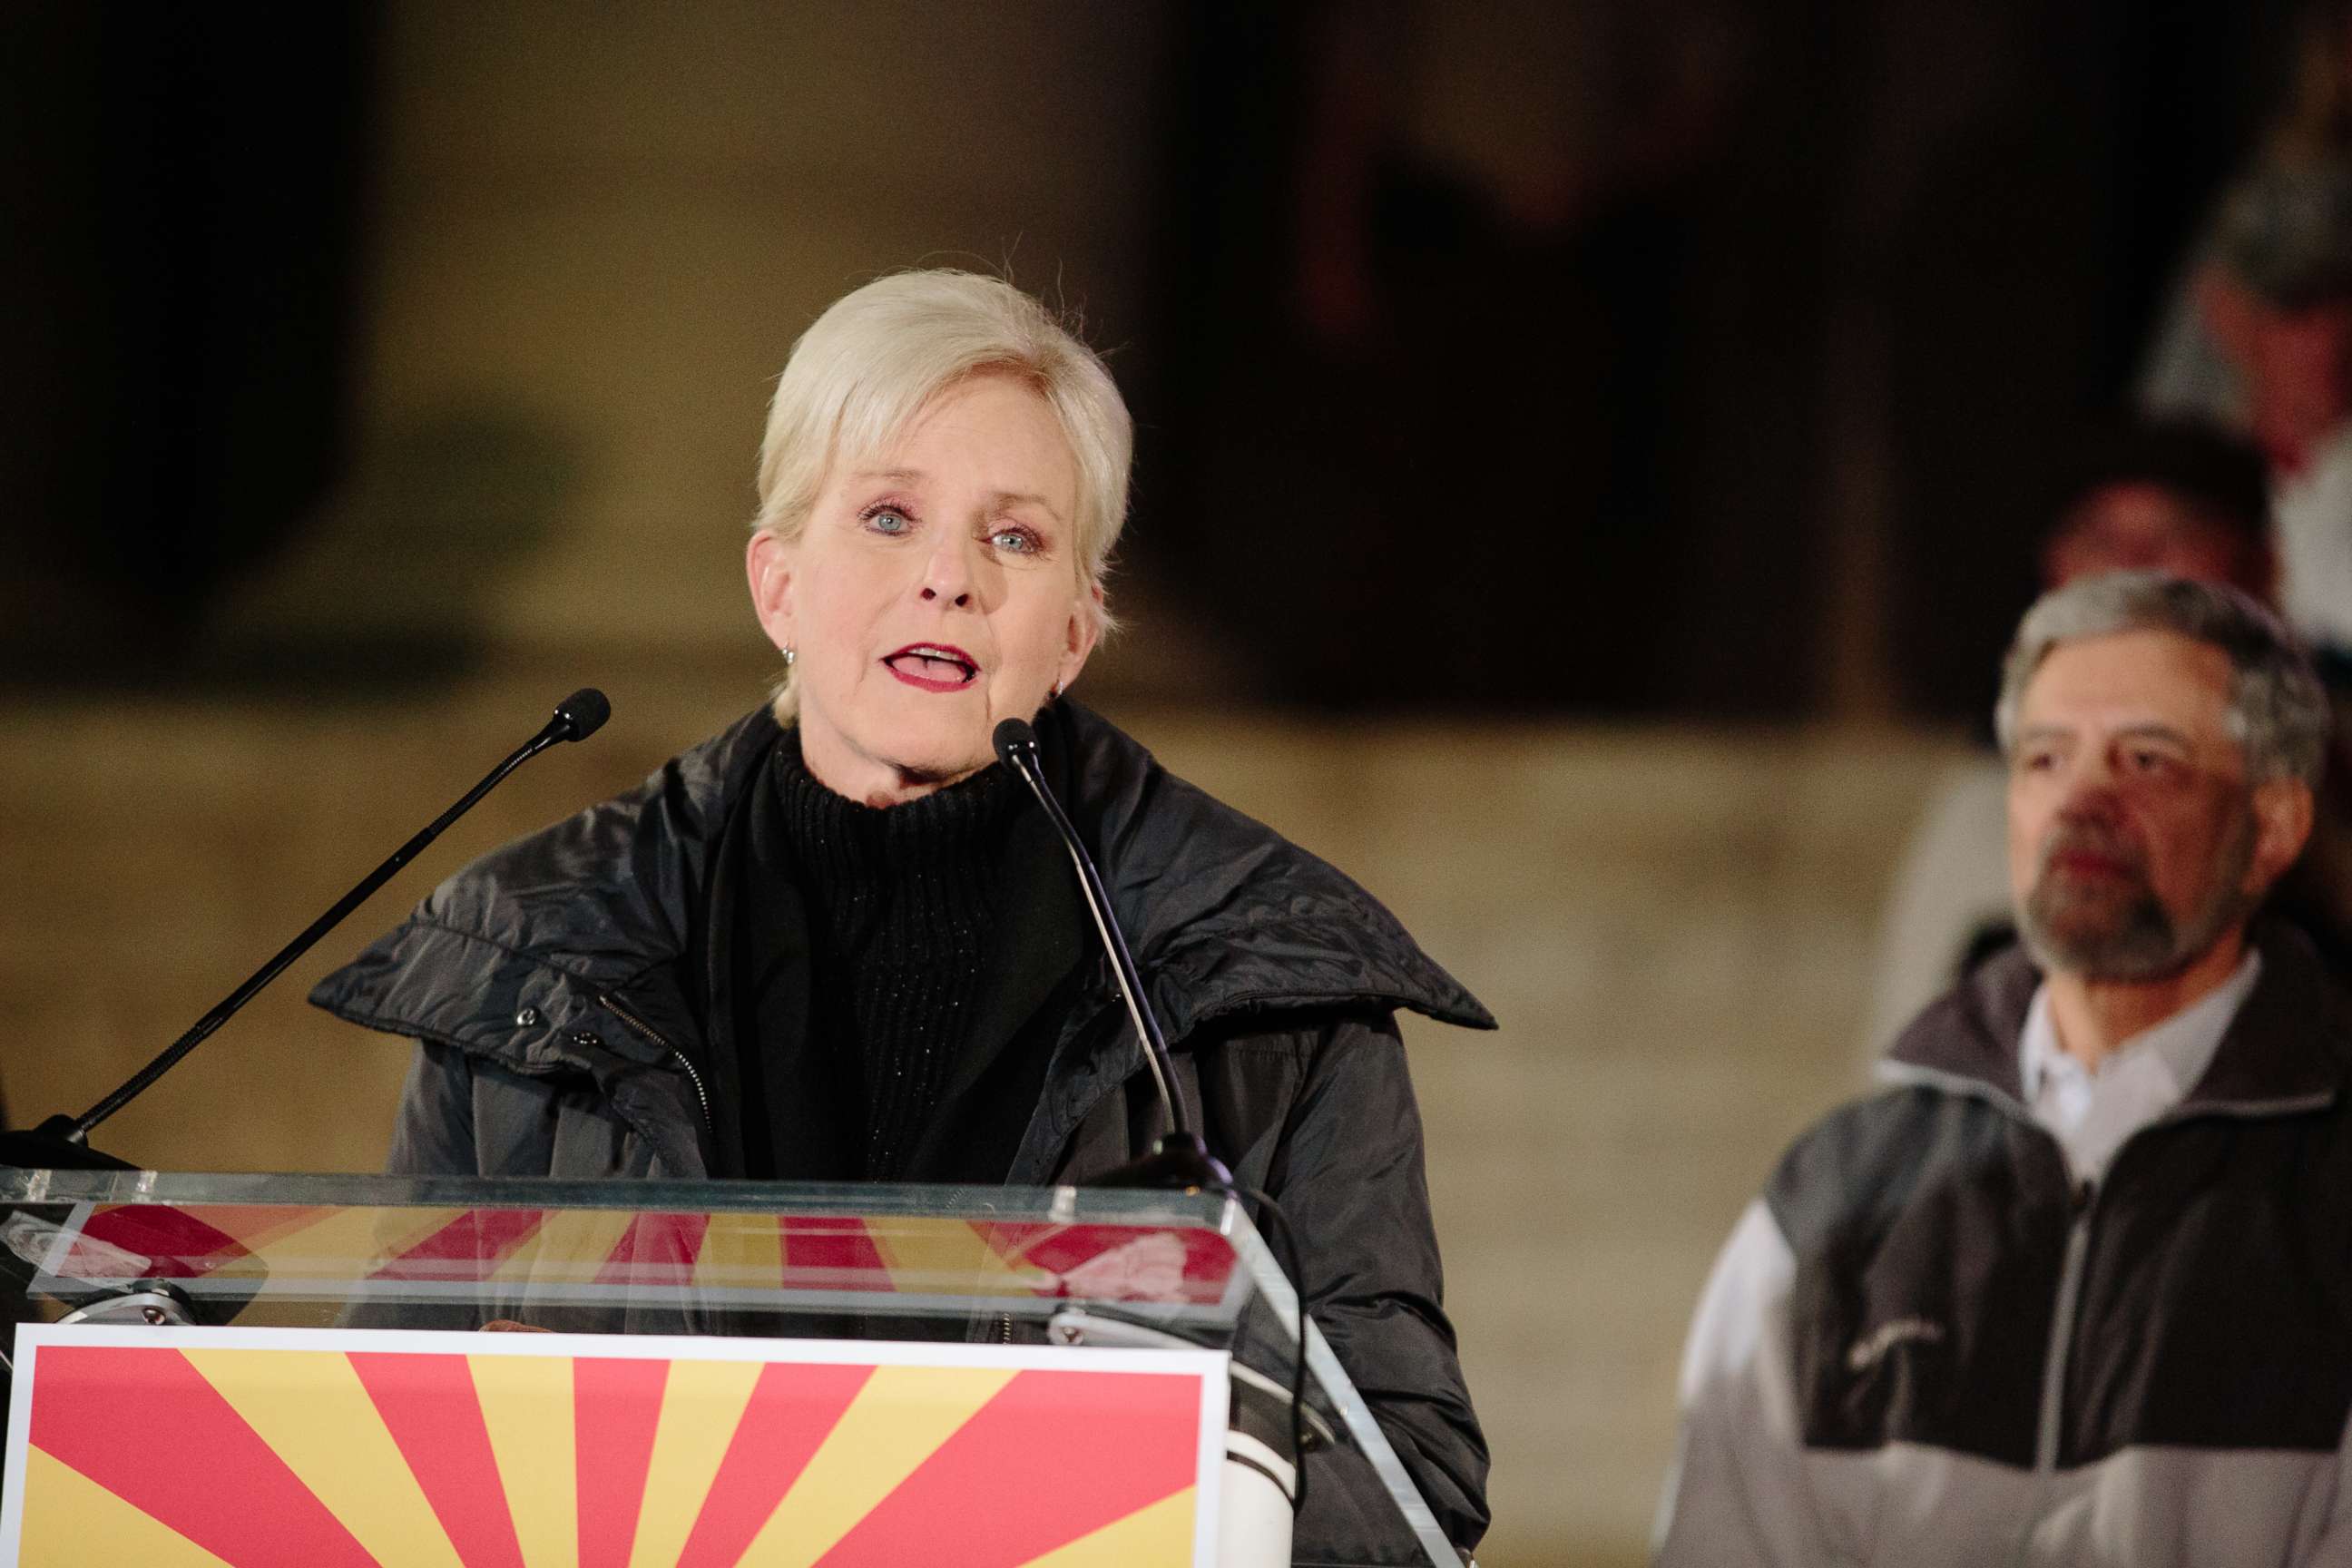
[386,1041,479,1176]
[1652,1199,1831,1567]
[385,1039,594,1179]
[2306,1409,2352,1565]
[1264,1012,1490,1555]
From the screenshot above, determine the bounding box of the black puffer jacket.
[311,700,1494,1563]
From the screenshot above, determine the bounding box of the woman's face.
[748,374,1100,806]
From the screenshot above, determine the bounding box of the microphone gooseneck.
[994,717,1230,1191]
[39,689,614,1153]
[996,716,1305,1503]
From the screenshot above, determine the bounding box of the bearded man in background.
[1657,570,2352,1567]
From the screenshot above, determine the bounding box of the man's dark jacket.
[311,701,1494,1564]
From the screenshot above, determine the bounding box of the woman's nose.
[917,536,976,607]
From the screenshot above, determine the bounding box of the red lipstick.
[881,642,981,692]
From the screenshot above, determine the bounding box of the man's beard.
[2019,808,2256,982]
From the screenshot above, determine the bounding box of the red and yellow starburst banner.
[0,1327,1227,1567]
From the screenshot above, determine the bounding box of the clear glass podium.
[0,1169,1456,1566]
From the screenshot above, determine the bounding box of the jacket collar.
[1883,920,2349,1115]
[313,701,1494,1080]
[309,706,781,1079]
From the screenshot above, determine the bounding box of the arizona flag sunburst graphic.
[0,1327,1226,1568]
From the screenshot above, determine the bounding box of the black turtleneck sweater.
[729,732,1081,1184]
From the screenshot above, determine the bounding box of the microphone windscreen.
[992,717,1037,766]
[555,688,612,741]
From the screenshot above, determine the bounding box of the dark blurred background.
[0,5,2330,1563]
[0,2,2310,717]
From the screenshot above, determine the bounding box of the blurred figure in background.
[2201,148,2352,656]
[1661,573,2351,1567]
[2215,157,2352,978]
[2141,0,2352,437]
[1861,420,2278,1054]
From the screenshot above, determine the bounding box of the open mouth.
[883,643,980,692]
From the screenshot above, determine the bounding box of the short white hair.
[752,270,1132,720]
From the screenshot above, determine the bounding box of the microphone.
[994,717,1231,1192]
[548,686,612,744]
[0,689,614,1166]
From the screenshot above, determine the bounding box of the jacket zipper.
[2017,1094,2328,1475]
[596,989,714,1136]
[1885,1060,2337,1480]
[2033,1177,2094,1473]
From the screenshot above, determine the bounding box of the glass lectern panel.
[2,1173,1245,1329]
[0,1169,1459,1566]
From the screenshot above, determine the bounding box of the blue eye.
[862,505,912,535]
[990,527,1037,554]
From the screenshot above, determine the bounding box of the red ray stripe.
[593,1211,710,1288]
[28,1345,377,1566]
[812,1368,1203,1567]
[573,1357,668,1568]
[369,1209,549,1282]
[995,1225,1139,1276]
[350,1349,527,1568]
[69,1206,249,1280]
[671,1360,875,1568]
[1014,1226,1235,1304]
[780,1216,889,1288]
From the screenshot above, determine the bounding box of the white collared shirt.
[2018,950,2262,1183]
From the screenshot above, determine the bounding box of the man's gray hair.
[1994,570,2330,787]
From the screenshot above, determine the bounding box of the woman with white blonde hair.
[315,270,1493,1561]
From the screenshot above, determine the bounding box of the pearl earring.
[783,646,797,668]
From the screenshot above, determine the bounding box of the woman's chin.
[804,692,1029,799]
[865,726,995,791]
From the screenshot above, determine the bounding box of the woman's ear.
[746,530,797,652]
[1054,584,1105,695]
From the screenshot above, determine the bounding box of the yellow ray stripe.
[470,1352,578,1568]
[20,1446,235,1568]
[1012,1487,1197,1568]
[736,1365,1016,1567]
[691,1212,785,1292]
[253,1206,473,1281]
[487,1207,641,1288]
[181,1348,465,1568]
[862,1218,1051,1297]
[624,1358,762,1568]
